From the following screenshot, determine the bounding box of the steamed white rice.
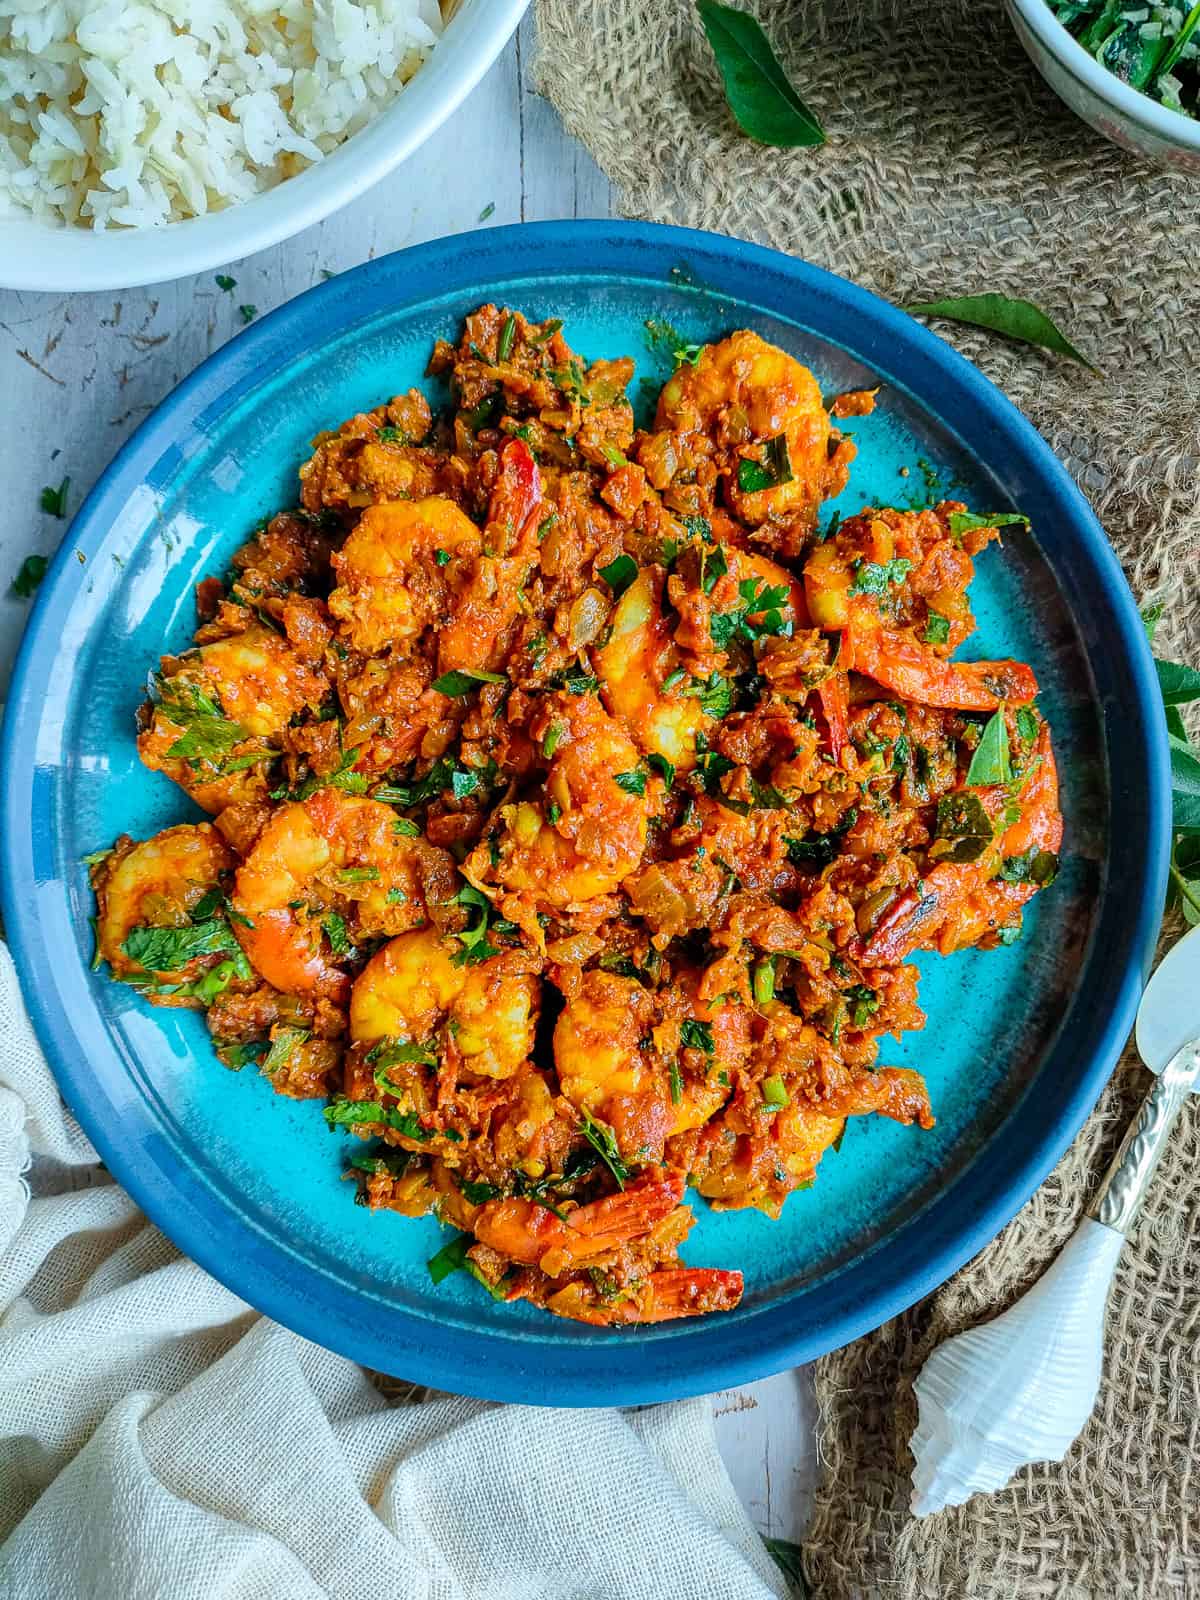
[0,0,444,229]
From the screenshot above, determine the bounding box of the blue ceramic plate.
[0,223,1170,1404]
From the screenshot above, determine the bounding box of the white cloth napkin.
[0,945,787,1599]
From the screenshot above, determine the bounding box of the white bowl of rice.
[0,0,530,292]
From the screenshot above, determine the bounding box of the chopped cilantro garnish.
[614,768,647,795]
[458,1177,500,1204]
[121,918,241,973]
[322,911,352,957]
[156,678,249,767]
[922,611,951,645]
[563,670,599,694]
[784,808,858,870]
[324,1095,431,1138]
[451,883,501,966]
[848,558,912,598]
[680,1018,714,1055]
[263,1027,308,1078]
[687,671,732,718]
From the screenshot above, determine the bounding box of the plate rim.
[0,220,1171,1403]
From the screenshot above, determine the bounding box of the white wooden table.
[0,14,816,1544]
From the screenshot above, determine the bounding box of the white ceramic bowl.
[0,0,530,294]
[1007,0,1200,170]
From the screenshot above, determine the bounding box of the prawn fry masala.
[89,308,1063,1328]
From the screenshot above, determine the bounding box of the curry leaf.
[599,553,638,597]
[1170,834,1200,926]
[965,710,1013,786]
[1168,733,1200,833]
[906,294,1096,371]
[696,0,826,148]
[946,511,1030,538]
[263,1027,309,1078]
[428,1232,473,1285]
[432,668,507,697]
[1155,657,1200,707]
[936,791,994,842]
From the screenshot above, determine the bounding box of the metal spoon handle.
[1089,1038,1200,1235]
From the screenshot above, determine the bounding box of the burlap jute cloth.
[535,4,1200,1595]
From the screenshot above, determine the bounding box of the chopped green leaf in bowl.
[1046,1,1200,119]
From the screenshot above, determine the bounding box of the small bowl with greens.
[1008,0,1200,167]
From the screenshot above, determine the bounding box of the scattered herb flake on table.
[40,477,70,518]
[10,554,47,598]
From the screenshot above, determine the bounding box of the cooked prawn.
[654,329,850,532]
[472,1169,686,1276]
[139,625,327,812]
[464,689,651,911]
[232,787,458,1002]
[542,1266,745,1326]
[848,625,1038,711]
[92,823,234,982]
[328,496,482,657]
[552,968,742,1160]
[594,545,806,770]
[856,725,1061,963]
[349,926,539,1081]
[593,568,712,770]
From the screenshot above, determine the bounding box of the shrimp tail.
[543,1265,744,1325]
[816,670,850,761]
[473,1169,686,1273]
[487,438,543,548]
[636,1267,744,1322]
[850,625,1038,710]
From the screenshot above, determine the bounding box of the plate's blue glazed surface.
[0,224,1170,1403]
